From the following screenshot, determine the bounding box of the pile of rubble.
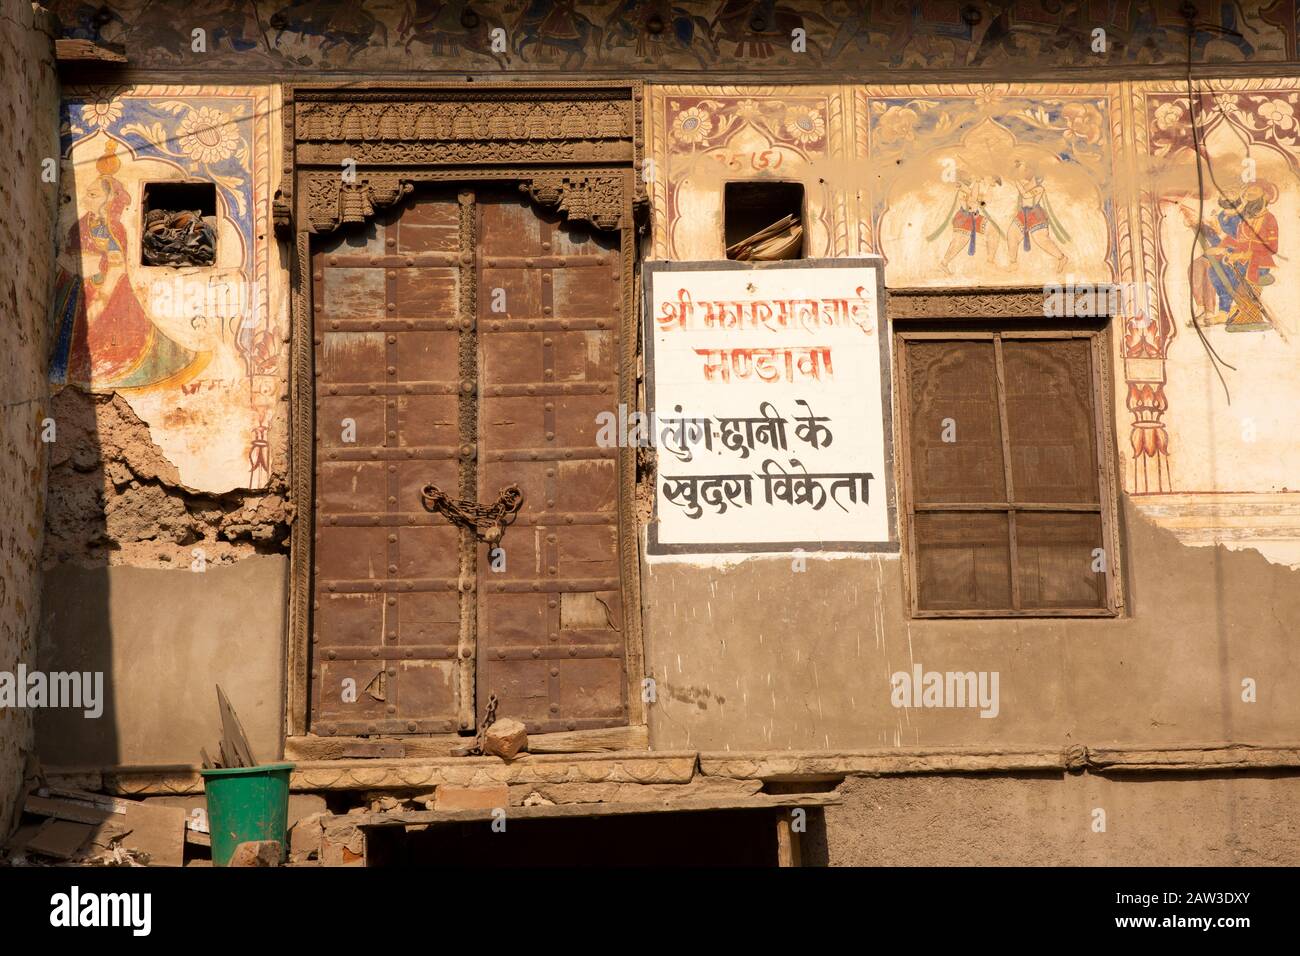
[2,781,196,867]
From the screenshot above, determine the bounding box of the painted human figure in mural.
[1179,180,1281,334]
[248,414,272,488]
[50,140,197,388]
[930,171,1004,274]
[1007,159,1071,274]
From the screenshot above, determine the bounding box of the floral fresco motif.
[666,96,828,152]
[51,86,282,493]
[1148,90,1300,156]
[651,89,843,260]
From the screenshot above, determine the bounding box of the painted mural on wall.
[1132,79,1300,527]
[866,88,1120,288]
[647,86,850,260]
[51,86,282,493]
[648,83,1120,277]
[647,79,1300,566]
[45,0,1300,72]
[643,260,894,552]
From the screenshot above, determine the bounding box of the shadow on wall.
[35,376,292,766]
[35,146,290,768]
[35,380,292,766]
[37,142,119,769]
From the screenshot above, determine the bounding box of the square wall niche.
[141,181,218,267]
[724,181,804,261]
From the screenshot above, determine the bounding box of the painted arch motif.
[52,86,280,494]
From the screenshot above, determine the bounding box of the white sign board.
[643,259,896,554]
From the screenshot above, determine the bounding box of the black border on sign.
[642,258,898,556]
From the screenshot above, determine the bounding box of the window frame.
[890,291,1123,620]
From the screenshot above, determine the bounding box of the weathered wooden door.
[475,190,627,734]
[310,185,629,737]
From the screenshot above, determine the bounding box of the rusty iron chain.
[419,482,523,545]
[420,480,514,757]
[464,692,499,757]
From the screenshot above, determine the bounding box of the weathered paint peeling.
[43,390,290,570]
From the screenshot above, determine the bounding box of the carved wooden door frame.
[278,81,647,743]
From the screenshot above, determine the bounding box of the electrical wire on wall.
[247,0,275,55]
[1179,6,1294,403]
[1182,12,1238,404]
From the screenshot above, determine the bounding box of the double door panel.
[310,185,628,737]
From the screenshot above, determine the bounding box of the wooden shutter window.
[1002,340,1099,505]
[907,341,1006,504]
[914,511,1011,611]
[901,330,1117,617]
[1015,511,1105,610]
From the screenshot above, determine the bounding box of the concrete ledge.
[45,743,1300,795]
[1087,744,1300,773]
[698,744,1300,779]
[699,748,1073,780]
[47,751,699,795]
[332,791,841,828]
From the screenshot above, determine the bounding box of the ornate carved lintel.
[520,174,624,232]
[304,174,415,234]
[289,86,640,238]
[301,172,629,236]
[887,286,1056,320]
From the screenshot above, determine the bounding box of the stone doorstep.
[283,725,649,761]
[45,751,701,796]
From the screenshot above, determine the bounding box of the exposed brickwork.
[43,389,291,569]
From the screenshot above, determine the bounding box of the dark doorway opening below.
[365,807,819,866]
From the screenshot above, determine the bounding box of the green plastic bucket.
[200,763,295,866]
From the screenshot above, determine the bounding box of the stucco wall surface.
[820,772,1300,866]
[36,555,286,766]
[644,499,1300,751]
[647,81,1300,567]
[34,78,290,770]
